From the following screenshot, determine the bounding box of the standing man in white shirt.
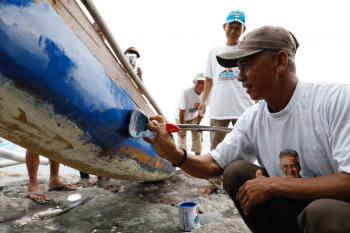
[199,10,253,150]
[175,73,205,155]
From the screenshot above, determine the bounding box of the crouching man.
[143,26,350,233]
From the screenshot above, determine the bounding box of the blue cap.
[226,10,245,25]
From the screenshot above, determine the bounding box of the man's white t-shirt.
[211,81,350,177]
[204,45,253,120]
[175,87,201,121]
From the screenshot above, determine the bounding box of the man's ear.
[276,50,289,73]
[242,25,246,33]
[223,23,226,30]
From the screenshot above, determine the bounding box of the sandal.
[26,192,50,204]
[48,183,78,192]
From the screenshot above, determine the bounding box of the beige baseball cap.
[217,25,299,68]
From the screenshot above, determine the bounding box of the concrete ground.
[0,168,250,233]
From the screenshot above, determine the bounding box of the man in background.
[175,73,205,155]
[124,46,142,81]
[199,10,253,150]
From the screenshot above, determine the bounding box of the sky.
[89,0,350,121]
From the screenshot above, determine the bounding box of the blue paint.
[0,0,31,7]
[0,0,170,173]
[179,202,197,208]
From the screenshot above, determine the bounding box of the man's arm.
[179,109,185,124]
[199,78,212,117]
[237,170,350,215]
[136,67,142,81]
[273,172,350,201]
[143,115,222,179]
[196,115,203,124]
[170,148,223,179]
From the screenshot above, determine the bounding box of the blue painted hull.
[0,0,174,180]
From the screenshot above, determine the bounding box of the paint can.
[178,202,200,231]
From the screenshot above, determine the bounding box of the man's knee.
[298,199,350,233]
[223,160,257,198]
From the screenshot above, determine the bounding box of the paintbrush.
[128,110,180,138]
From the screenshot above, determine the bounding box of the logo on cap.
[226,10,245,25]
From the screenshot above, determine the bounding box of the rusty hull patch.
[119,147,164,170]
[14,107,28,123]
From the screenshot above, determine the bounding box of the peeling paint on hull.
[0,0,174,180]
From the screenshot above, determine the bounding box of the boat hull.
[0,0,174,180]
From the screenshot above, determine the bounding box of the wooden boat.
[0,0,175,180]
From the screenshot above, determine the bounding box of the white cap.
[194,73,205,81]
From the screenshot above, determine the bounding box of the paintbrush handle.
[153,123,232,133]
[176,124,232,133]
[38,208,63,218]
[150,122,180,133]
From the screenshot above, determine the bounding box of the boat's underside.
[0,0,174,180]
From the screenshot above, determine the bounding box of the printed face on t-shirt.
[279,154,301,178]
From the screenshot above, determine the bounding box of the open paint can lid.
[67,193,82,203]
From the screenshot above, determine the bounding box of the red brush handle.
[165,123,180,133]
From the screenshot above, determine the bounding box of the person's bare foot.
[48,183,78,191]
[27,182,49,204]
[49,178,78,191]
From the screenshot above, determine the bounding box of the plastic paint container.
[178,202,200,231]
